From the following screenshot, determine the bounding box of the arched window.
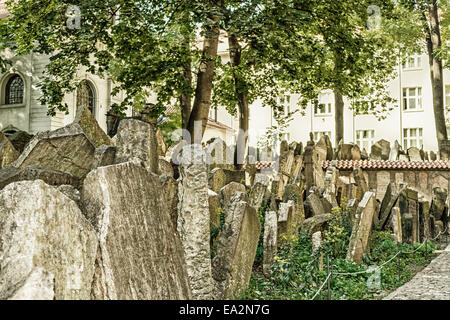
[5,75,24,105]
[76,80,96,116]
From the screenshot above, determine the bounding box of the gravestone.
[370,139,390,160]
[12,124,96,179]
[0,132,19,169]
[347,191,377,264]
[212,192,260,299]
[0,180,98,300]
[263,211,278,277]
[83,162,192,300]
[114,119,159,174]
[176,145,212,299]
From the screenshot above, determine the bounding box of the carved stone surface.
[74,105,114,147]
[114,119,159,173]
[0,180,98,300]
[12,124,96,179]
[82,162,191,300]
[347,191,376,264]
[212,192,261,299]
[263,211,278,277]
[177,145,212,300]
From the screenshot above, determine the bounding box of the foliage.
[241,201,440,300]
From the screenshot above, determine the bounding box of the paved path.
[384,244,450,300]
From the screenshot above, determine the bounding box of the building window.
[5,75,24,105]
[313,131,331,142]
[76,80,96,116]
[403,128,423,149]
[209,107,218,122]
[314,102,332,115]
[403,87,422,111]
[356,130,375,151]
[278,95,291,115]
[402,54,422,70]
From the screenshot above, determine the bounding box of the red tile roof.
[323,160,450,170]
[245,160,450,171]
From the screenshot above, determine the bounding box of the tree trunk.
[424,1,447,151]
[334,91,344,147]
[180,62,192,130]
[187,10,221,144]
[228,34,249,168]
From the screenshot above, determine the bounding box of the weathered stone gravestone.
[323,166,339,203]
[249,182,268,212]
[0,180,98,300]
[276,149,295,200]
[301,214,332,235]
[212,192,261,299]
[0,166,80,191]
[82,161,191,300]
[430,187,448,222]
[290,155,303,185]
[263,211,278,277]
[208,189,221,231]
[205,137,234,170]
[389,140,401,161]
[304,134,325,190]
[176,145,212,299]
[347,191,376,264]
[74,105,114,147]
[283,183,305,224]
[220,182,247,214]
[159,158,174,177]
[0,132,19,169]
[156,127,167,157]
[378,182,401,229]
[2,127,33,154]
[277,201,296,245]
[160,175,179,228]
[351,144,361,161]
[12,124,96,179]
[391,207,402,243]
[315,135,333,162]
[91,144,116,170]
[407,147,423,161]
[312,231,324,271]
[222,169,246,185]
[398,188,419,244]
[336,140,353,160]
[305,193,325,218]
[114,119,159,173]
[370,139,390,160]
[429,151,437,161]
[209,167,227,193]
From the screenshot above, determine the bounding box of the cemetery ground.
[239,201,442,300]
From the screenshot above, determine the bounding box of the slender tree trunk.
[334,91,344,146]
[423,1,447,151]
[187,7,221,143]
[180,62,192,130]
[228,34,249,168]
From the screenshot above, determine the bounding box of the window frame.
[1,74,26,107]
[403,127,423,149]
[356,129,375,151]
[402,87,423,111]
[402,54,422,70]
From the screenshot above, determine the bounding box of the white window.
[402,55,422,70]
[313,131,331,142]
[314,102,332,115]
[403,128,423,149]
[403,87,422,111]
[209,107,217,121]
[278,95,291,115]
[356,130,375,151]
